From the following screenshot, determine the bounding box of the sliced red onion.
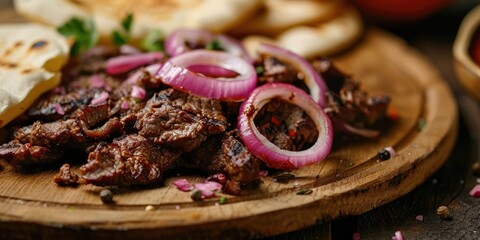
[120,44,142,55]
[123,64,162,85]
[90,91,109,105]
[259,170,269,177]
[238,83,333,170]
[131,85,146,100]
[165,29,213,57]
[469,184,480,197]
[121,100,129,110]
[90,75,105,88]
[52,103,65,115]
[207,173,227,184]
[257,43,328,106]
[165,29,252,62]
[187,64,239,78]
[157,50,257,101]
[194,181,222,198]
[173,178,192,192]
[332,118,380,139]
[215,35,252,63]
[106,52,164,75]
[392,231,403,240]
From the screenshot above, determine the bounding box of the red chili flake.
[271,116,281,126]
[288,129,296,138]
[387,107,400,121]
[469,184,480,197]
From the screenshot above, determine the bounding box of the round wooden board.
[0,29,457,239]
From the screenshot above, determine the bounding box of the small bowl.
[453,5,480,101]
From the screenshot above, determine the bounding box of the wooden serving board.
[0,29,457,239]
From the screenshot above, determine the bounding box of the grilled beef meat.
[26,88,101,122]
[79,134,180,186]
[12,119,89,148]
[76,104,124,140]
[135,89,227,152]
[185,131,261,194]
[0,48,391,195]
[254,98,318,151]
[54,163,79,186]
[257,56,309,93]
[0,140,64,170]
[313,58,390,133]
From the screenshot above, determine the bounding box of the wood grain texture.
[0,28,458,239]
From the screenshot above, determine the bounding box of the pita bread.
[243,7,363,59]
[0,24,69,128]
[14,0,263,40]
[231,0,343,37]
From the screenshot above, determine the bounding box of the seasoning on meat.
[79,134,180,186]
[54,163,79,186]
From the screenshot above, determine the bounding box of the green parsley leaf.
[140,29,165,52]
[255,65,265,75]
[111,13,134,46]
[122,13,133,33]
[219,196,228,204]
[112,30,127,46]
[57,17,99,56]
[205,39,224,51]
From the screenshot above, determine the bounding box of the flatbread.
[243,6,363,59]
[231,0,343,37]
[14,0,263,39]
[0,23,69,128]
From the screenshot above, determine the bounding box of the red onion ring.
[257,43,328,106]
[120,44,142,55]
[331,117,380,139]
[238,83,333,170]
[165,29,213,57]
[165,29,252,62]
[106,52,164,75]
[187,64,239,78]
[123,64,162,86]
[157,50,257,101]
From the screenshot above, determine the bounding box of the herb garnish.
[112,13,134,46]
[219,196,228,204]
[255,65,265,75]
[141,29,165,52]
[57,17,99,56]
[206,39,224,51]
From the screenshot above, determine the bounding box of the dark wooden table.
[1,0,479,239]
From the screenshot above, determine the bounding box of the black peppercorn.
[377,148,391,160]
[100,189,114,204]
